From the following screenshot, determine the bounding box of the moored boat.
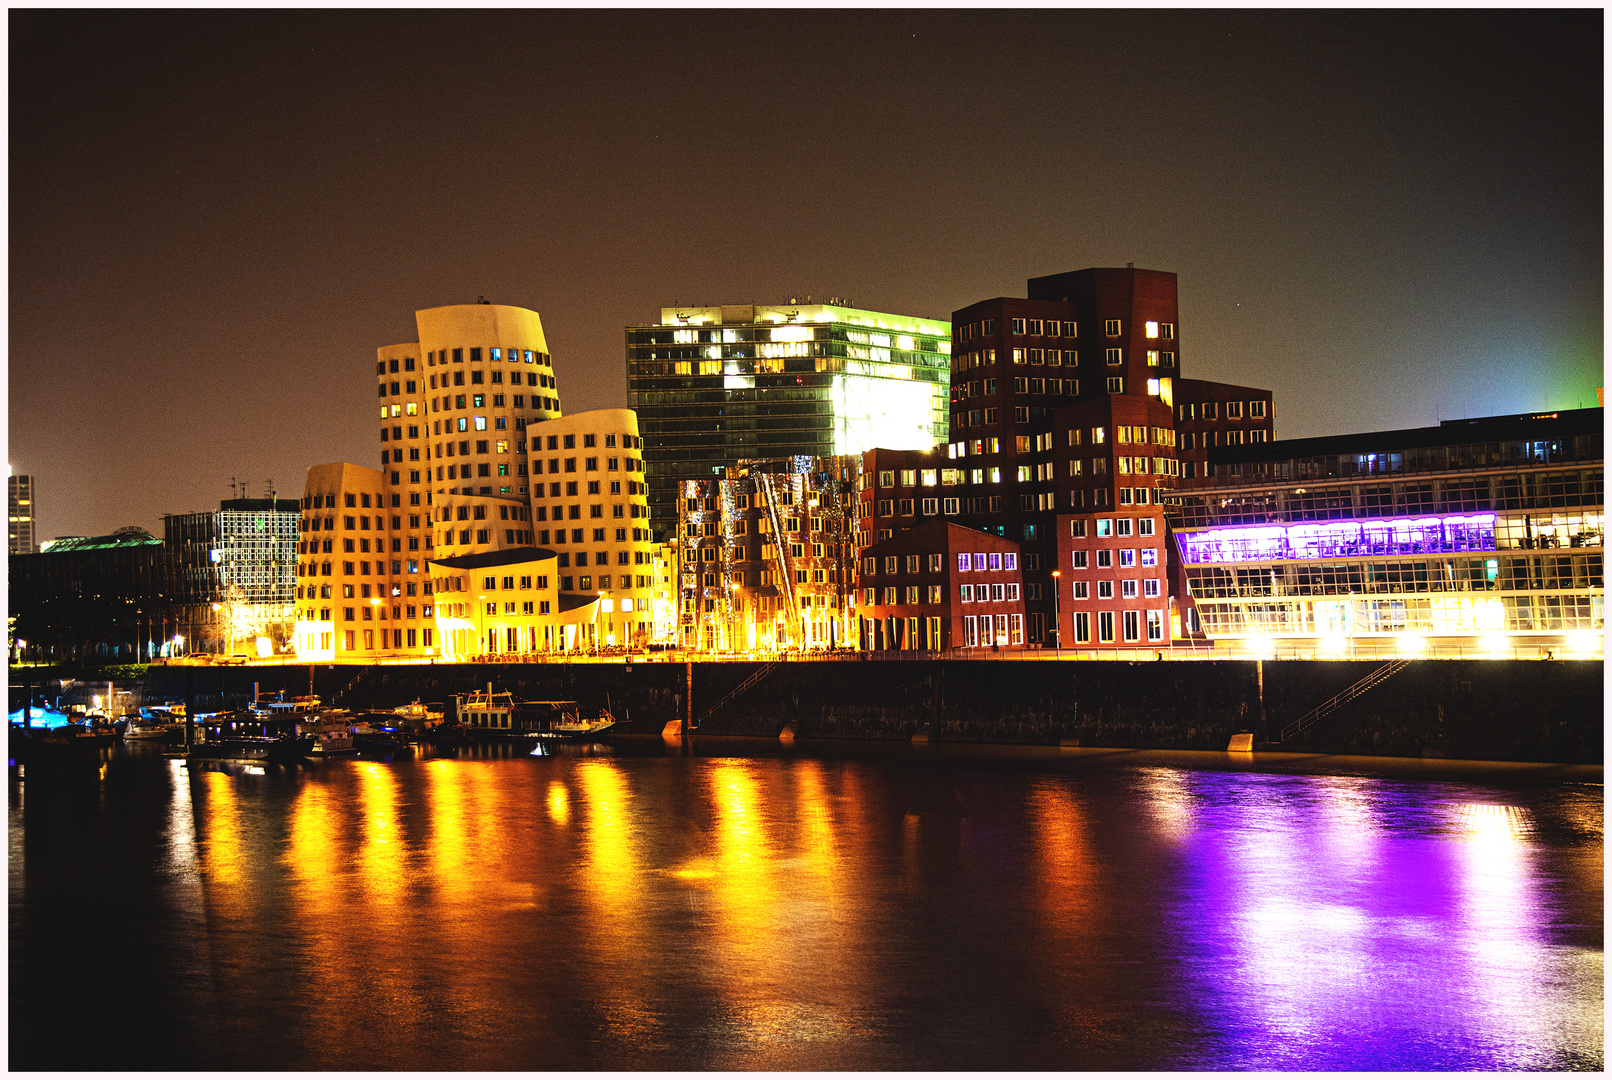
[186,736,304,764]
[452,687,616,741]
[122,718,177,741]
[296,711,356,756]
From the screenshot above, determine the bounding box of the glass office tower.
[627,301,951,533]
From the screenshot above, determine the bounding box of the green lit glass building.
[627,301,951,532]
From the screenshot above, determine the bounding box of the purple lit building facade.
[1167,408,1604,657]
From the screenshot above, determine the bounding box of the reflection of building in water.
[1168,408,1603,656]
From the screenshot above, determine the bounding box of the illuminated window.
[1145,321,1159,338]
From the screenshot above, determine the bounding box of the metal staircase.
[1280,659,1412,741]
[331,663,380,707]
[697,661,782,727]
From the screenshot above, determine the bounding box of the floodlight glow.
[1245,635,1275,658]
[1566,631,1601,654]
[1320,634,1347,655]
[1478,633,1510,655]
[830,374,935,456]
[1397,633,1426,655]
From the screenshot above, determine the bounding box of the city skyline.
[10,9,1602,542]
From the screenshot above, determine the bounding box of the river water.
[8,738,1603,1071]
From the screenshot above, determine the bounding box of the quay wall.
[120,658,1603,764]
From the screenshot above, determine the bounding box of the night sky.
[10,9,1602,541]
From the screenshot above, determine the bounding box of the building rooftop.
[647,302,949,337]
[1208,408,1602,469]
[36,531,161,553]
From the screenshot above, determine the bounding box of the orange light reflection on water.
[200,770,244,889]
[355,762,405,906]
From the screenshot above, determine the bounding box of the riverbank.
[14,656,1602,765]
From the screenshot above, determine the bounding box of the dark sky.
[10,9,1602,541]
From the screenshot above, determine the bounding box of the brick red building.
[1173,378,1276,482]
[941,266,1272,645]
[858,519,1025,652]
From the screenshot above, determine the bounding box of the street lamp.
[1050,571,1061,659]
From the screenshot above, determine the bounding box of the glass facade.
[1167,410,1604,652]
[627,304,950,534]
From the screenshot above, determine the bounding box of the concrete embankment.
[122,657,1602,765]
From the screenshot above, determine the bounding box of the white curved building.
[295,302,662,661]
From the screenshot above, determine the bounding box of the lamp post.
[1051,570,1062,659]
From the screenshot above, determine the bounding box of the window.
[1143,579,1161,598]
[1073,612,1090,643]
[1141,548,1158,567]
[1119,549,1137,568]
[1146,610,1164,641]
[1096,550,1113,569]
[1116,519,1132,537]
[1160,323,1174,339]
[957,553,970,571]
[1106,348,1123,366]
[1097,581,1114,599]
[1121,580,1139,599]
[1138,517,1155,536]
[960,584,974,602]
[1123,611,1140,642]
[1226,401,1243,419]
[1071,551,1087,569]
[1250,400,1267,418]
[1104,319,1121,336]
[1145,321,1159,338]
[1072,581,1088,599]
[1098,611,1115,642]
[1011,318,1025,335]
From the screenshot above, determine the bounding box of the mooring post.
[184,667,196,749]
[684,660,694,755]
[1256,659,1267,743]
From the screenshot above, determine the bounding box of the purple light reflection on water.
[1138,770,1602,1070]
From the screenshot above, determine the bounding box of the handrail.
[331,662,381,706]
[1280,658,1411,741]
[697,660,781,726]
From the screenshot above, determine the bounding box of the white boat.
[123,719,176,741]
[296,711,356,755]
[391,700,445,729]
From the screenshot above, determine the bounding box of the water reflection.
[1154,772,1602,1070]
[12,746,1599,1072]
[355,761,405,906]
